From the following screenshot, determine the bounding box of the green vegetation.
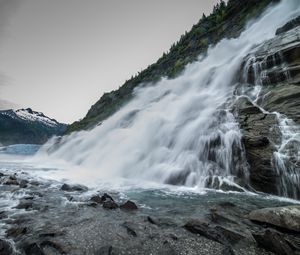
[67,0,279,133]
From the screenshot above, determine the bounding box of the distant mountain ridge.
[0,108,67,145]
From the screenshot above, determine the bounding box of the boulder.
[90,195,103,204]
[120,200,138,211]
[252,229,295,255]
[249,206,300,232]
[102,200,118,210]
[61,183,87,192]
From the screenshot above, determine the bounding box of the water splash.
[34,0,300,193]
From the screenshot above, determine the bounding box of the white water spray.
[35,0,300,191]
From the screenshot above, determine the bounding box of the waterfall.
[239,19,300,198]
[35,0,300,193]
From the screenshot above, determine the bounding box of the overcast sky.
[0,0,219,123]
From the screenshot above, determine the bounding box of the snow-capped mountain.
[0,108,67,145]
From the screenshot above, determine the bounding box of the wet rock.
[236,26,300,199]
[15,200,33,210]
[4,179,19,185]
[101,193,114,202]
[0,239,13,255]
[234,97,280,195]
[121,222,137,237]
[0,211,7,219]
[90,195,103,204]
[102,200,118,209]
[276,15,300,35]
[24,243,45,255]
[19,179,28,188]
[218,201,236,208]
[120,200,138,211]
[24,196,34,200]
[249,206,300,232]
[252,229,295,255]
[147,216,157,225]
[6,227,27,237]
[61,183,87,192]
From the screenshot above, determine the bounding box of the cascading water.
[35,0,300,194]
[239,25,300,198]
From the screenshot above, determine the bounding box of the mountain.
[0,108,67,145]
[66,0,279,133]
[59,0,300,199]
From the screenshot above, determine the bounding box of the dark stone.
[19,180,28,188]
[61,183,87,192]
[0,239,13,255]
[218,202,236,208]
[4,179,19,185]
[0,211,7,219]
[147,216,157,225]
[39,232,58,238]
[24,243,45,255]
[102,200,118,210]
[253,229,295,255]
[24,196,34,200]
[233,97,280,195]
[90,195,103,204]
[6,227,27,237]
[121,222,137,237]
[101,193,114,202]
[15,200,33,210]
[120,200,138,210]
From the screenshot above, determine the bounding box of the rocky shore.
[0,171,299,255]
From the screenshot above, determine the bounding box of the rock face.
[249,206,300,232]
[276,15,300,35]
[0,108,67,145]
[234,24,300,198]
[234,97,280,194]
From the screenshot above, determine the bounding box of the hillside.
[0,108,67,145]
[67,0,279,133]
